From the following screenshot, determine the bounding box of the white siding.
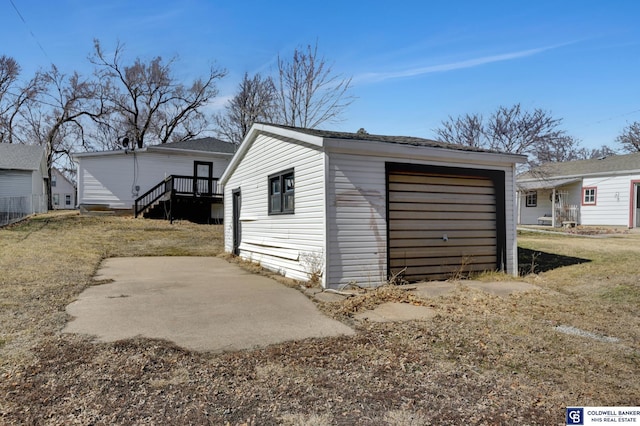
[0,170,46,214]
[581,174,640,226]
[518,182,582,225]
[78,151,230,209]
[505,168,517,276]
[326,153,518,288]
[0,170,32,198]
[51,169,76,209]
[223,134,325,283]
[326,154,387,287]
[519,190,551,225]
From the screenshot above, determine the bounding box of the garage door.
[388,166,504,282]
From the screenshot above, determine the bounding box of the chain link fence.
[0,195,47,227]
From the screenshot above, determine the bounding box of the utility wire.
[596,108,640,124]
[8,0,53,64]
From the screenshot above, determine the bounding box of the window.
[268,169,294,214]
[53,194,59,206]
[51,175,57,187]
[582,187,597,205]
[525,191,537,207]
[65,194,71,206]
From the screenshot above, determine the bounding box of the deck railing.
[134,175,222,218]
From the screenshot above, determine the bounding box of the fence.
[0,195,47,227]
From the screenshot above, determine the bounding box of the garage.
[387,163,506,282]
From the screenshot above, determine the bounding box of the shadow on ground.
[518,247,591,275]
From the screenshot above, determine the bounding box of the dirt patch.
[354,302,438,322]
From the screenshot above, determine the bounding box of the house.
[51,168,76,209]
[220,123,526,289]
[0,143,48,225]
[517,152,640,228]
[74,137,235,221]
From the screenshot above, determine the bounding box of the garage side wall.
[326,152,518,288]
[223,134,325,283]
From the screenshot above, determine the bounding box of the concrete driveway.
[64,257,354,352]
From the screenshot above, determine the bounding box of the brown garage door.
[388,167,502,282]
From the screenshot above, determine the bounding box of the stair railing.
[134,176,173,218]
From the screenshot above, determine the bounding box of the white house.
[220,124,526,289]
[51,168,76,210]
[0,144,48,225]
[74,138,235,219]
[517,152,640,228]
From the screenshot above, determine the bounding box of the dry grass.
[0,212,222,372]
[0,213,638,425]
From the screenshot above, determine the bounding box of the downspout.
[551,187,557,228]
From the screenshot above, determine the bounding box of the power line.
[8,0,53,64]
[582,108,640,128]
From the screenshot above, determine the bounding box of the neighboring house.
[220,123,525,289]
[51,168,76,210]
[0,144,48,225]
[74,138,235,220]
[517,152,640,228]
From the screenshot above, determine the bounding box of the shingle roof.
[0,144,45,171]
[519,152,640,180]
[151,137,236,154]
[259,123,501,154]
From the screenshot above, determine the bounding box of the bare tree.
[485,104,565,156]
[615,121,640,152]
[215,72,276,144]
[0,56,43,144]
[575,144,617,160]
[23,65,106,209]
[91,40,226,148]
[532,135,582,166]
[275,42,354,128]
[435,103,579,168]
[435,113,484,147]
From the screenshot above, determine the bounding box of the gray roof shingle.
[0,144,46,171]
[150,137,236,154]
[519,152,640,180]
[259,123,502,154]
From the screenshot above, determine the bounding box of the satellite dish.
[122,137,129,148]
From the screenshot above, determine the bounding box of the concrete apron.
[64,257,354,352]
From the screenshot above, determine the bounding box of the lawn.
[0,212,638,425]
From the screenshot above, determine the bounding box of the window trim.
[582,187,597,206]
[65,194,72,206]
[525,191,537,207]
[268,168,295,215]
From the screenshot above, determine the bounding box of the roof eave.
[324,138,527,165]
[518,167,640,183]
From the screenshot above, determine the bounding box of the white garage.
[221,123,525,289]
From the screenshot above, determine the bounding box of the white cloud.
[354,43,571,84]
[205,94,233,113]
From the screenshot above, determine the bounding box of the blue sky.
[2,0,640,150]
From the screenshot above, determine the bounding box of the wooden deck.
[134,175,223,223]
